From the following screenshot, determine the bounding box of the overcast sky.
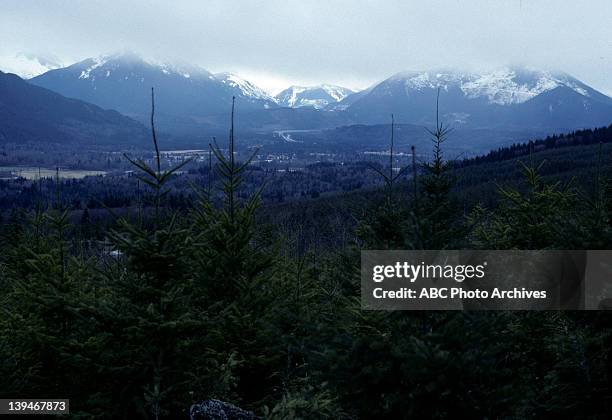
[1,0,611,95]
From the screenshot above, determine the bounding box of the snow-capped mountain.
[275,85,354,109]
[30,53,277,134]
[215,72,276,104]
[387,68,600,105]
[0,52,65,79]
[339,67,612,129]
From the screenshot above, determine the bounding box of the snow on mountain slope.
[0,52,65,79]
[321,85,354,102]
[387,68,600,105]
[461,68,596,105]
[66,52,213,82]
[275,84,354,109]
[214,72,276,102]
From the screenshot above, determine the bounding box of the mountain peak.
[68,52,213,81]
[275,84,354,109]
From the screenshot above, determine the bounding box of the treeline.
[457,124,612,168]
[1,99,611,418]
[0,161,386,211]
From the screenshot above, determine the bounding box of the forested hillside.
[0,71,148,145]
[1,98,611,419]
[262,126,612,253]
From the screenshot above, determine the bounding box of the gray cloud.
[1,0,611,94]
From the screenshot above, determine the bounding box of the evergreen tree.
[468,150,577,249]
[100,88,202,418]
[189,97,280,409]
[357,115,409,249]
[408,89,462,249]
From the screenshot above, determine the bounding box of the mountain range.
[1,52,611,147]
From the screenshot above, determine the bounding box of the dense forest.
[1,96,611,419]
[458,124,612,167]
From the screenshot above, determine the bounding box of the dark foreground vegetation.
[1,95,611,419]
